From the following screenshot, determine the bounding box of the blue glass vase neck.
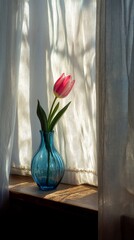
[40,130,54,148]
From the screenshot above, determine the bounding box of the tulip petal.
[53,74,75,98]
[53,73,65,92]
[59,80,75,97]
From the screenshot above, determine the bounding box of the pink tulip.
[53,73,75,98]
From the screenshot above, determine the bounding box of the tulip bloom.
[37,73,75,132]
[53,73,75,98]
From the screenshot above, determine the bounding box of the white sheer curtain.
[97,0,134,239]
[11,0,97,186]
[0,0,24,210]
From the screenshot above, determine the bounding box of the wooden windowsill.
[9,174,98,214]
[8,174,98,238]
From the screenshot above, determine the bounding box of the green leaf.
[48,101,71,131]
[36,100,48,132]
[48,102,60,127]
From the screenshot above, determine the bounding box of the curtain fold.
[11,0,97,186]
[0,0,24,211]
[97,0,134,239]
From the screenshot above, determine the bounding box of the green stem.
[46,133,50,186]
[48,96,57,129]
[46,150,50,186]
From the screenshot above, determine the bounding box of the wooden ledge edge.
[9,174,98,213]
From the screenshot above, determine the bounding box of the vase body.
[31,130,65,191]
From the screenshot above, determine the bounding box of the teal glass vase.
[31,130,65,191]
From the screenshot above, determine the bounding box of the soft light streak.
[17,1,32,168]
